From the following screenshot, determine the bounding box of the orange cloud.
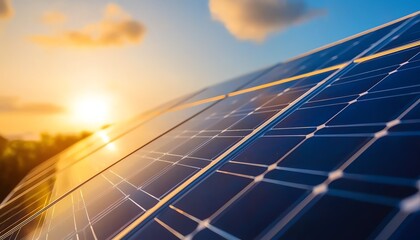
[30,3,146,48]
[0,96,65,114]
[42,11,67,25]
[0,0,13,19]
[209,0,323,42]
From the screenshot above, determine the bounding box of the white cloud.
[209,0,323,42]
[30,3,146,48]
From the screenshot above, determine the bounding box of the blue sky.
[0,0,419,136]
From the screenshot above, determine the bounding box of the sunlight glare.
[73,94,110,126]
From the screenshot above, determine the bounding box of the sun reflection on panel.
[97,130,117,152]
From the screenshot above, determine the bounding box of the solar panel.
[1,12,419,240]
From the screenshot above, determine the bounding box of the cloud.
[30,3,146,48]
[0,96,65,114]
[42,11,67,25]
[0,0,13,19]
[209,0,323,42]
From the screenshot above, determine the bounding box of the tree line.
[0,132,91,202]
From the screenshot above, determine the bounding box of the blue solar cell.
[345,136,420,180]
[278,136,370,171]
[230,136,304,165]
[212,182,308,239]
[275,103,347,128]
[328,95,418,125]
[329,178,417,200]
[174,172,252,220]
[279,195,395,239]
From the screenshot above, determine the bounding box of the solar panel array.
[1,12,419,240]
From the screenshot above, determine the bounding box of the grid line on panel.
[154,218,184,239]
[79,190,99,240]
[118,14,419,239]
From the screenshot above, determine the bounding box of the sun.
[72,94,110,126]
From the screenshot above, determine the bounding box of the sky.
[0,0,419,139]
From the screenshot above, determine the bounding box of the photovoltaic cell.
[1,12,419,240]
